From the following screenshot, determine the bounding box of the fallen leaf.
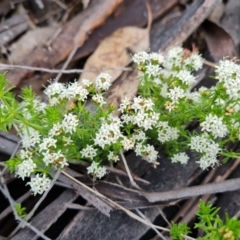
[79,4,151,84]
[10,27,57,63]
[5,0,123,87]
[201,20,238,61]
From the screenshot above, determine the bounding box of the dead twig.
[0,63,132,74]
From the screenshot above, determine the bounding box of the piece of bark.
[201,20,238,61]
[144,178,240,203]
[0,14,29,45]
[151,0,221,52]
[0,132,20,156]
[6,0,123,87]
[11,189,77,240]
[59,169,114,217]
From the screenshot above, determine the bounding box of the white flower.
[197,154,219,170]
[189,135,221,155]
[146,64,161,77]
[121,137,135,151]
[135,143,158,163]
[49,97,60,106]
[63,136,73,146]
[80,145,97,159]
[133,112,159,131]
[27,174,51,195]
[64,82,89,101]
[49,123,63,137]
[108,151,119,162]
[132,51,149,65]
[39,137,57,152]
[132,130,147,142]
[94,121,122,149]
[164,46,183,69]
[92,94,106,106]
[43,150,68,168]
[33,98,47,112]
[174,70,196,85]
[165,101,176,112]
[200,114,228,138]
[95,73,112,91]
[131,96,154,112]
[44,82,66,98]
[171,152,189,164]
[87,162,107,179]
[21,127,41,149]
[18,149,33,160]
[81,79,92,87]
[223,78,240,100]
[157,121,179,142]
[149,52,164,64]
[186,91,201,103]
[62,113,79,134]
[215,59,240,82]
[119,97,131,113]
[16,159,36,180]
[167,86,185,103]
[121,114,134,125]
[184,53,203,71]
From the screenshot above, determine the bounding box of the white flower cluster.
[200,114,228,138]
[215,59,240,99]
[108,151,120,162]
[95,73,112,91]
[120,96,159,131]
[80,145,97,160]
[94,118,122,149]
[135,143,158,163]
[157,121,179,143]
[16,159,36,180]
[171,152,189,164]
[163,47,202,71]
[21,127,41,149]
[87,162,107,179]
[189,134,221,169]
[26,174,51,196]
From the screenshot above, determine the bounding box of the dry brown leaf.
[202,20,238,61]
[6,0,123,87]
[79,4,151,84]
[10,27,57,63]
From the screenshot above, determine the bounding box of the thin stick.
[120,151,141,190]
[203,59,217,68]
[0,63,131,74]
[26,170,61,221]
[54,45,79,82]
[136,209,167,240]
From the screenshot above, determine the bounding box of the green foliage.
[169,200,240,240]
[14,203,27,219]
[195,200,240,240]
[170,222,190,240]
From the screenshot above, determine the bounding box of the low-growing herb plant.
[1,47,240,195]
[1,46,240,239]
[170,200,240,240]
